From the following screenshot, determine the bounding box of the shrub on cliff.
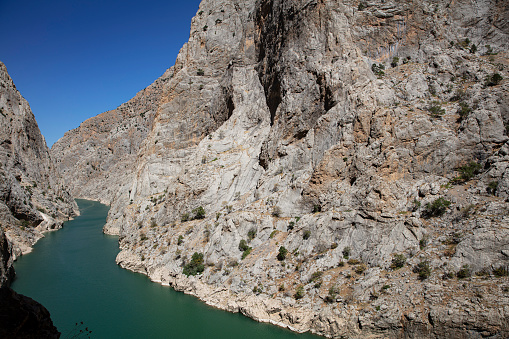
[294,285,305,300]
[414,260,431,280]
[485,72,502,87]
[390,254,406,270]
[456,161,482,181]
[192,206,206,219]
[277,246,288,261]
[424,197,451,218]
[183,252,205,276]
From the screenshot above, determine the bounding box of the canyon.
[1,0,508,337]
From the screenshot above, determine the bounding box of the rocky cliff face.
[0,61,78,257]
[0,62,68,337]
[53,0,509,337]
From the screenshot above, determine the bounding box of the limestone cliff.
[54,0,509,337]
[0,61,74,339]
[0,61,78,257]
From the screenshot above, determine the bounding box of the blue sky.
[0,0,201,146]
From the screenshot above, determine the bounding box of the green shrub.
[192,206,206,219]
[371,63,385,77]
[247,227,257,241]
[390,254,407,270]
[425,197,451,217]
[457,161,482,181]
[342,246,351,259]
[485,73,502,86]
[493,265,508,277]
[269,230,278,238]
[457,102,471,121]
[140,233,148,241]
[414,260,431,280]
[241,247,252,260]
[487,181,498,195]
[355,264,367,274]
[325,286,339,303]
[183,252,205,276]
[308,271,323,283]
[312,204,322,213]
[277,246,288,261]
[294,285,305,300]
[303,230,311,240]
[391,57,399,68]
[347,258,361,265]
[177,235,184,245]
[181,213,190,222]
[456,264,471,279]
[428,101,445,118]
[239,239,249,252]
[288,221,295,230]
[271,206,281,217]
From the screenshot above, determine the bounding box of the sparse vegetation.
[457,161,482,181]
[192,206,206,219]
[277,246,288,261]
[428,101,445,118]
[303,230,311,240]
[493,265,508,277]
[177,235,184,246]
[354,263,367,274]
[248,227,257,241]
[308,271,323,284]
[485,72,502,87]
[325,286,339,303]
[241,247,252,260]
[425,197,451,217]
[391,57,399,68]
[271,206,281,217]
[239,239,249,252]
[343,246,351,259]
[414,260,431,280]
[371,63,385,77]
[456,264,471,279]
[487,181,498,195]
[457,102,471,121]
[294,285,305,300]
[183,252,205,276]
[390,254,407,270]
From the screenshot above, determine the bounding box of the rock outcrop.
[53,0,509,337]
[0,61,78,256]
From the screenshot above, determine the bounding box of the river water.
[12,199,320,338]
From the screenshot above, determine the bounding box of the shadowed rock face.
[0,287,60,339]
[54,0,509,337]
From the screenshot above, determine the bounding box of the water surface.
[12,199,320,338]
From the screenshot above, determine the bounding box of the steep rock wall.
[0,62,78,256]
[54,0,509,338]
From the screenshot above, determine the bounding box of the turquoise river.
[12,199,321,338]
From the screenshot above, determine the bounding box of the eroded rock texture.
[53,0,509,337]
[0,62,78,256]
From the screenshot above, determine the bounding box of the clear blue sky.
[0,0,202,146]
